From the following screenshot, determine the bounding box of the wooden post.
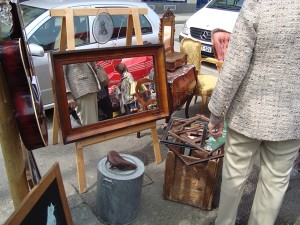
[0,65,29,208]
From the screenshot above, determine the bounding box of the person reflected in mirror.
[97,84,113,120]
[148,67,155,91]
[148,67,157,102]
[91,62,113,121]
[115,63,138,115]
[109,85,122,118]
[64,62,100,126]
[207,1,300,225]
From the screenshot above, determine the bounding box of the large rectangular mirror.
[50,44,170,144]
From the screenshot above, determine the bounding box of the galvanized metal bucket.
[96,154,145,225]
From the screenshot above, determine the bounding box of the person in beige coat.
[64,62,100,126]
[207,0,300,224]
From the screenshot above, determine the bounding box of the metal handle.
[103,178,115,190]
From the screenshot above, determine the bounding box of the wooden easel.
[50,7,162,193]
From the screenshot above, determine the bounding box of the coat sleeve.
[208,0,260,117]
[63,65,71,94]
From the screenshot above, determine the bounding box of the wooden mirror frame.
[159,8,176,53]
[50,44,170,144]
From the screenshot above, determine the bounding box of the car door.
[28,13,93,109]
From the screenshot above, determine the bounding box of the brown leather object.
[167,64,196,113]
[107,151,137,171]
[165,51,187,71]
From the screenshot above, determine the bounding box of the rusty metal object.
[160,115,225,165]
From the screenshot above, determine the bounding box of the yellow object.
[180,38,222,114]
[113,111,122,118]
[130,81,148,96]
[196,75,218,112]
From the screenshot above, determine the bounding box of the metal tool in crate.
[160,114,226,166]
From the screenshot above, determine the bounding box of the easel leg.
[150,124,162,164]
[52,105,59,145]
[75,144,87,193]
[52,104,63,145]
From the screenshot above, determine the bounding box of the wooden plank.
[170,185,204,206]
[65,9,75,50]
[51,81,62,145]
[173,174,205,190]
[163,151,175,199]
[131,8,143,45]
[59,17,68,51]
[76,121,156,148]
[126,14,133,46]
[75,145,87,193]
[150,124,162,164]
[50,7,148,17]
[203,159,218,209]
[52,106,59,145]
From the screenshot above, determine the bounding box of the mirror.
[163,26,172,50]
[158,8,187,71]
[159,8,175,53]
[50,44,170,144]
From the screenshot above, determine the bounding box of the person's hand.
[208,113,224,141]
[68,97,76,110]
[208,122,224,141]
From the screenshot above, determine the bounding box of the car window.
[28,16,89,52]
[0,4,46,40]
[74,16,90,46]
[27,12,152,51]
[140,15,153,34]
[20,5,47,27]
[207,0,244,11]
[0,2,12,40]
[105,14,153,40]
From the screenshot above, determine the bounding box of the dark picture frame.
[50,44,170,144]
[4,163,73,225]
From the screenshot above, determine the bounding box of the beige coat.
[64,63,100,100]
[208,0,300,141]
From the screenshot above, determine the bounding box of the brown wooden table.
[167,64,196,118]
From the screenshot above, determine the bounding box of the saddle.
[107,151,137,171]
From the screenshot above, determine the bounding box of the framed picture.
[50,44,170,144]
[4,163,73,225]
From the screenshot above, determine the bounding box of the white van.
[179,0,244,57]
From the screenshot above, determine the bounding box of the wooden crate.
[163,147,222,210]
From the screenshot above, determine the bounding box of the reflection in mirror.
[163,26,172,50]
[159,8,176,54]
[64,56,158,128]
[51,44,169,144]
